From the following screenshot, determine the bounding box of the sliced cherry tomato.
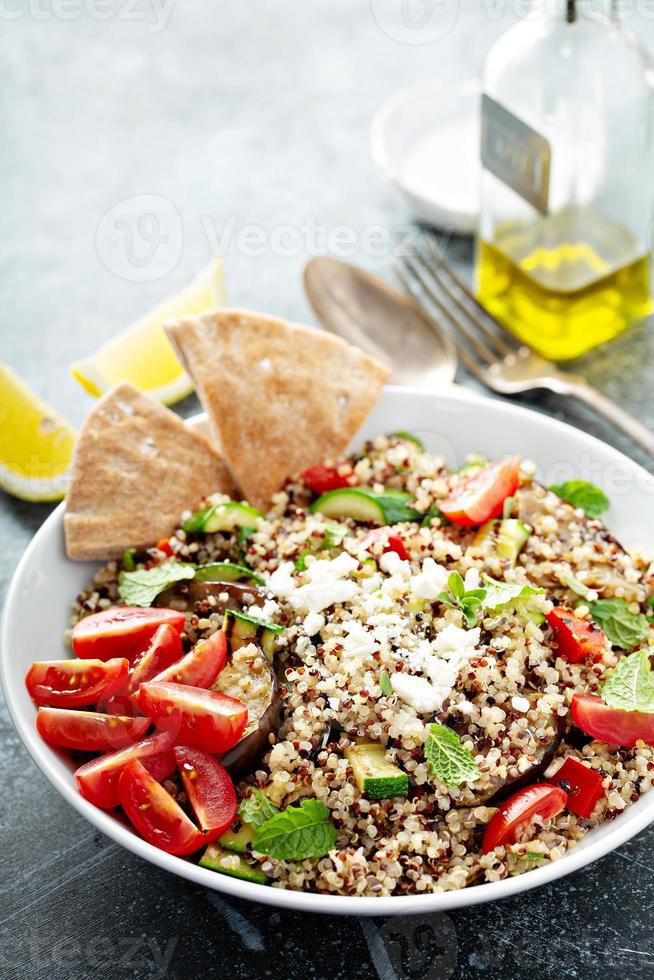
[571,692,654,748]
[25,658,128,708]
[155,538,174,557]
[361,528,410,562]
[127,624,184,694]
[75,729,176,808]
[72,607,185,662]
[36,707,150,752]
[137,681,248,754]
[440,456,521,527]
[174,745,236,841]
[300,463,355,494]
[546,608,606,664]
[548,757,605,818]
[482,784,567,853]
[148,630,226,690]
[119,759,205,856]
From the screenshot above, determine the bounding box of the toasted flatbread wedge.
[65,382,235,560]
[165,309,391,509]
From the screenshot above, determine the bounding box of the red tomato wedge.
[361,528,410,562]
[25,658,128,708]
[75,729,176,808]
[147,630,227,690]
[571,693,654,748]
[482,784,567,853]
[72,607,185,662]
[548,757,606,818]
[127,624,184,694]
[137,681,248,754]
[119,759,205,856]
[174,745,237,841]
[36,707,150,752]
[546,608,606,664]
[440,456,521,527]
[155,538,174,557]
[300,463,355,494]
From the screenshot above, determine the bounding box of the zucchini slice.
[310,488,419,526]
[219,822,256,854]
[194,561,265,586]
[474,518,531,565]
[222,608,284,662]
[199,844,266,884]
[183,501,264,534]
[345,742,409,800]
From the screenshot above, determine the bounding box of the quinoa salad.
[44,433,654,898]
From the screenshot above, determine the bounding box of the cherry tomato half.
[75,729,176,808]
[546,608,606,664]
[72,607,185,662]
[440,457,521,527]
[148,629,226,690]
[174,745,236,841]
[119,759,205,856]
[548,757,606,819]
[300,463,355,494]
[36,707,150,752]
[127,623,184,695]
[361,528,409,562]
[25,658,128,708]
[571,693,654,748]
[482,784,568,853]
[137,681,248,754]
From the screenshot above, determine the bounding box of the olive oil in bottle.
[476,1,654,361]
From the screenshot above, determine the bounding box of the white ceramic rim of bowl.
[3,384,654,917]
[370,78,480,235]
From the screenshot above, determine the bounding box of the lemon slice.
[0,364,76,502]
[71,258,227,405]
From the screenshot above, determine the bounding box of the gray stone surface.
[3,2,654,978]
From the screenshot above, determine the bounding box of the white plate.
[370,80,481,234]
[3,385,654,916]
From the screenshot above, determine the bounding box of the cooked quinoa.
[71,435,654,896]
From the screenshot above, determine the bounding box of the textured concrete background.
[3,2,654,977]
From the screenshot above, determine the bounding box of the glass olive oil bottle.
[476,0,654,361]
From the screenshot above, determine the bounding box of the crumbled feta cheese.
[391,672,443,713]
[511,695,530,713]
[410,557,449,600]
[328,697,340,711]
[257,598,279,621]
[433,624,480,658]
[464,567,481,591]
[289,553,359,613]
[340,621,376,660]
[302,611,325,636]
[379,551,411,579]
[267,561,296,598]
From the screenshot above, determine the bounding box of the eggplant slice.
[215,643,281,780]
[155,580,262,614]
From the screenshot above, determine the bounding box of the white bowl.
[3,385,654,916]
[370,80,481,234]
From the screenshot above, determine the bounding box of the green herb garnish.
[252,799,337,861]
[437,571,486,627]
[588,598,649,650]
[481,576,544,612]
[121,547,137,571]
[118,561,195,606]
[238,788,279,829]
[424,723,481,788]
[379,671,393,696]
[549,480,609,518]
[420,503,449,527]
[602,650,654,712]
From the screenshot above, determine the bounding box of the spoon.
[303,257,457,388]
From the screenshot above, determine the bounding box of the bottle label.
[481,94,551,215]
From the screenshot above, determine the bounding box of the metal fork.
[396,236,654,458]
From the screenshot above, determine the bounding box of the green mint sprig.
[424,723,481,788]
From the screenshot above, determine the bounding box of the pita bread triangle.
[165,309,391,510]
[64,381,236,560]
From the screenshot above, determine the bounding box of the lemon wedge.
[0,364,76,502]
[71,258,227,405]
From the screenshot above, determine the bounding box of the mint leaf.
[588,598,649,650]
[437,573,487,626]
[252,799,337,860]
[550,480,609,518]
[482,576,543,612]
[118,562,195,607]
[379,671,393,696]
[424,723,481,788]
[602,650,654,713]
[238,788,279,829]
[448,571,465,600]
[323,523,348,550]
